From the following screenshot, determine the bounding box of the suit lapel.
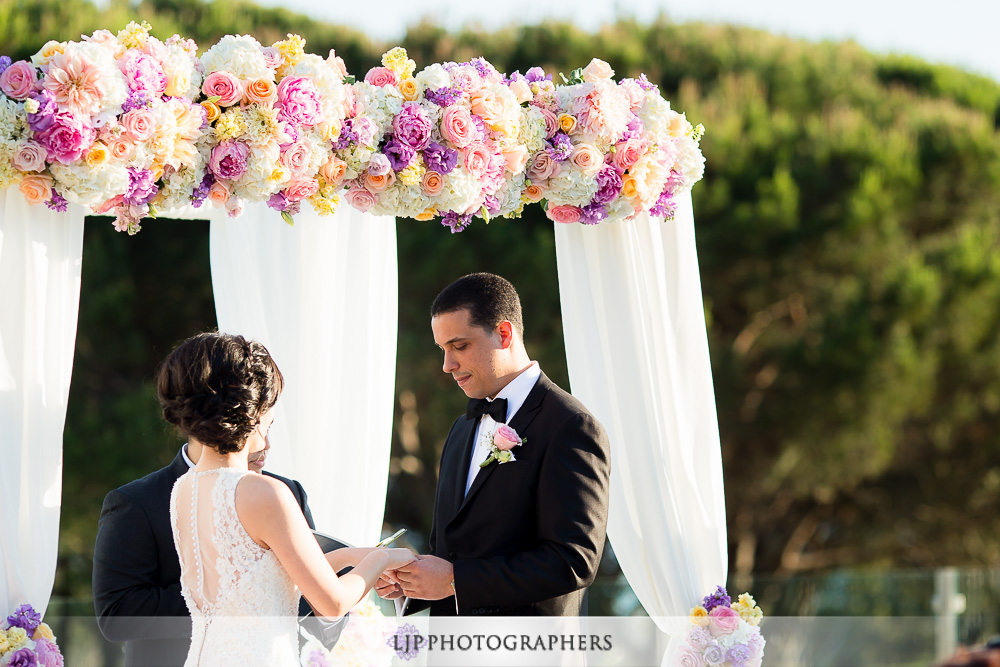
[457,373,551,513]
[439,416,478,527]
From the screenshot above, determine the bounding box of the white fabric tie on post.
[554,192,727,663]
[209,203,397,546]
[0,191,85,617]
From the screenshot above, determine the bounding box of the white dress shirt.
[465,362,542,496]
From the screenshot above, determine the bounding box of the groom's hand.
[375,573,404,600]
[394,555,455,600]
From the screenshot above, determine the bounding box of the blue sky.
[261,0,999,82]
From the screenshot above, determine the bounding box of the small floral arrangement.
[675,586,764,667]
[0,604,64,667]
[524,58,705,226]
[479,424,525,467]
[300,598,393,667]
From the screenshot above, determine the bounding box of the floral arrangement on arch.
[0,604,64,667]
[0,23,706,234]
[299,598,393,667]
[676,586,765,667]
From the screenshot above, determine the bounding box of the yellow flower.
[5,627,27,651]
[558,113,577,134]
[32,622,55,642]
[414,207,438,221]
[381,47,415,79]
[242,104,281,146]
[398,162,423,186]
[164,72,190,98]
[731,595,764,626]
[201,100,221,124]
[689,605,710,627]
[308,193,339,216]
[398,78,419,101]
[86,142,110,167]
[214,108,247,141]
[117,20,151,50]
[269,166,290,183]
[274,34,306,68]
[502,201,525,218]
[34,40,65,67]
[621,175,638,199]
[0,628,9,655]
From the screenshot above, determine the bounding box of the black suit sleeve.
[93,488,190,641]
[292,479,316,530]
[451,412,611,612]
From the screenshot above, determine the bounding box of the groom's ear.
[496,321,514,349]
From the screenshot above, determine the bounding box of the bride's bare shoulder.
[236,472,297,515]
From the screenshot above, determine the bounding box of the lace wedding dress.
[169,467,301,666]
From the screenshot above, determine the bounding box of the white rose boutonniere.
[479,424,526,468]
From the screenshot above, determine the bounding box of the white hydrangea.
[49,161,130,208]
[519,107,548,156]
[162,43,203,100]
[288,54,347,121]
[0,97,27,151]
[352,83,403,145]
[637,94,676,146]
[492,171,526,217]
[436,167,482,213]
[416,64,450,91]
[0,153,18,189]
[605,197,634,223]
[201,35,273,83]
[235,150,286,200]
[672,134,706,192]
[546,165,599,207]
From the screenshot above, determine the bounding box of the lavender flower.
[424,84,463,107]
[525,67,551,83]
[27,91,57,133]
[726,643,752,667]
[441,211,472,233]
[468,57,495,79]
[332,119,359,150]
[267,192,289,211]
[0,56,11,75]
[469,114,488,142]
[593,164,623,205]
[702,585,731,612]
[422,142,458,174]
[121,91,153,113]
[46,190,68,212]
[579,202,608,225]
[6,604,41,633]
[482,194,500,216]
[190,173,214,208]
[650,189,677,220]
[636,73,657,92]
[6,647,38,667]
[125,168,158,206]
[383,137,415,171]
[547,133,573,162]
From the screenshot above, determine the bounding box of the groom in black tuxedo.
[92,439,337,666]
[385,272,611,615]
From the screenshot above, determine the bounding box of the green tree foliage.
[7,0,1000,601]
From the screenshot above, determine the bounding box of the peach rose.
[201,100,221,124]
[285,177,319,201]
[364,67,399,88]
[414,207,437,221]
[470,90,503,127]
[558,113,577,134]
[345,186,376,212]
[621,175,638,199]
[85,141,110,167]
[327,50,348,80]
[121,109,155,142]
[508,79,532,104]
[319,157,347,186]
[93,195,123,215]
[421,170,444,196]
[316,118,342,142]
[245,78,277,105]
[582,58,614,82]
[19,174,53,205]
[202,71,243,107]
[613,137,646,172]
[570,143,602,173]
[547,203,582,224]
[523,183,544,202]
[364,170,395,194]
[462,143,491,180]
[441,106,476,148]
[399,78,419,101]
[502,145,528,174]
[109,138,134,160]
[208,181,230,206]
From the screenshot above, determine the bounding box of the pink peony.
[493,425,522,451]
[345,186,376,212]
[547,204,582,224]
[119,50,167,96]
[364,67,399,88]
[708,605,741,636]
[277,76,323,126]
[121,109,156,142]
[441,106,476,148]
[0,60,37,99]
[209,140,250,181]
[284,177,319,201]
[12,140,47,172]
[36,110,96,164]
[462,143,491,180]
[202,71,243,107]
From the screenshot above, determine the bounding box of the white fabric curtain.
[0,192,85,617]
[553,193,727,642]
[209,204,397,546]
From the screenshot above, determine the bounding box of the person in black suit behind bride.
[380,272,612,615]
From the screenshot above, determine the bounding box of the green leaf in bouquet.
[206,95,221,105]
[481,205,490,224]
[281,211,295,226]
[344,75,356,85]
[148,204,158,219]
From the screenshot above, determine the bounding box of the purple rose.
[209,141,250,181]
[125,168,158,206]
[35,110,95,164]
[6,647,38,667]
[383,137,414,171]
[422,142,458,174]
[702,641,725,665]
[277,76,323,126]
[7,604,41,633]
[593,164,622,205]
[34,639,64,667]
[392,102,432,150]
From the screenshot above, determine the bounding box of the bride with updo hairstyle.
[158,332,413,666]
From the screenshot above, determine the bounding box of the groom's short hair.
[432,273,524,338]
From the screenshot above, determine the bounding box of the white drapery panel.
[554,193,727,641]
[0,192,85,617]
[209,204,397,546]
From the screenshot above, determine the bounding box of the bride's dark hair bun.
[156,332,284,454]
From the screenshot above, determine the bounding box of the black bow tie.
[466,397,508,423]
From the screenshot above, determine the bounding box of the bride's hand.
[380,547,415,571]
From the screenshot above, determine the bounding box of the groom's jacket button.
[448,551,456,559]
